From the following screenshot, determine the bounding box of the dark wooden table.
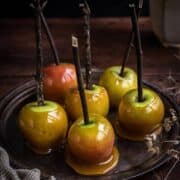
[0,18,179,180]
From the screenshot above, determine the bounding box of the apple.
[65,84,109,121]
[117,88,165,141]
[99,66,137,108]
[43,63,77,104]
[65,114,119,175]
[19,100,68,154]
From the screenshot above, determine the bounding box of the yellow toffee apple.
[65,84,109,121]
[99,66,137,108]
[19,101,68,154]
[117,88,165,141]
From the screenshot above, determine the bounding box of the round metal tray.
[0,71,179,180]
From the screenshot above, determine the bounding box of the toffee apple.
[99,66,137,108]
[66,114,119,175]
[117,88,165,141]
[65,35,119,175]
[41,3,77,104]
[43,63,77,103]
[116,3,165,141]
[65,84,109,120]
[64,2,109,121]
[19,101,68,154]
[19,1,69,155]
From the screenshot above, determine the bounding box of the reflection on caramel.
[26,142,53,155]
[114,119,162,141]
[65,146,119,175]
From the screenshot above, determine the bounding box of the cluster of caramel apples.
[18,0,165,176]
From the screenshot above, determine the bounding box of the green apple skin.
[68,114,115,164]
[99,66,137,108]
[65,84,109,121]
[19,101,68,154]
[118,88,165,140]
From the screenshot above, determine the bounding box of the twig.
[79,0,92,89]
[72,35,90,125]
[39,7,60,65]
[164,150,180,180]
[32,0,45,106]
[119,0,144,76]
[129,3,143,102]
[31,1,60,65]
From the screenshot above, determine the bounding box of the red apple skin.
[118,88,165,140]
[19,101,68,154]
[99,66,137,108]
[65,85,109,121]
[43,63,77,103]
[68,114,115,164]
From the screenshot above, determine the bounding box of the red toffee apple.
[43,63,77,103]
[19,100,68,154]
[66,114,119,175]
[117,88,165,141]
[65,84,109,121]
[99,66,137,108]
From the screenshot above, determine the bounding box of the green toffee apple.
[99,66,137,108]
[19,100,68,154]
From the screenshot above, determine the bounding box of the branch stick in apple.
[38,2,60,65]
[79,1,92,89]
[34,0,45,106]
[72,35,90,125]
[129,3,143,102]
[119,0,144,77]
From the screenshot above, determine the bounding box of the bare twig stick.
[72,35,90,125]
[33,0,45,106]
[39,8,60,65]
[31,0,60,65]
[164,158,179,180]
[31,0,44,106]
[129,3,143,102]
[119,0,144,76]
[79,0,92,89]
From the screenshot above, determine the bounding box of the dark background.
[0,0,149,18]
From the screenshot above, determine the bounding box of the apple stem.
[129,3,143,102]
[72,35,90,125]
[32,0,45,106]
[119,0,144,77]
[79,1,92,90]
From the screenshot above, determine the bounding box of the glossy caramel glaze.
[99,66,137,108]
[43,63,77,104]
[117,88,165,141]
[65,146,119,175]
[19,101,68,154]
[67,114,115,163]
[65,85,109,120]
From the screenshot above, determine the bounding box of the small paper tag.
[72,36,78,47]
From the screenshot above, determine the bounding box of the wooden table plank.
[0,18,179,76]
